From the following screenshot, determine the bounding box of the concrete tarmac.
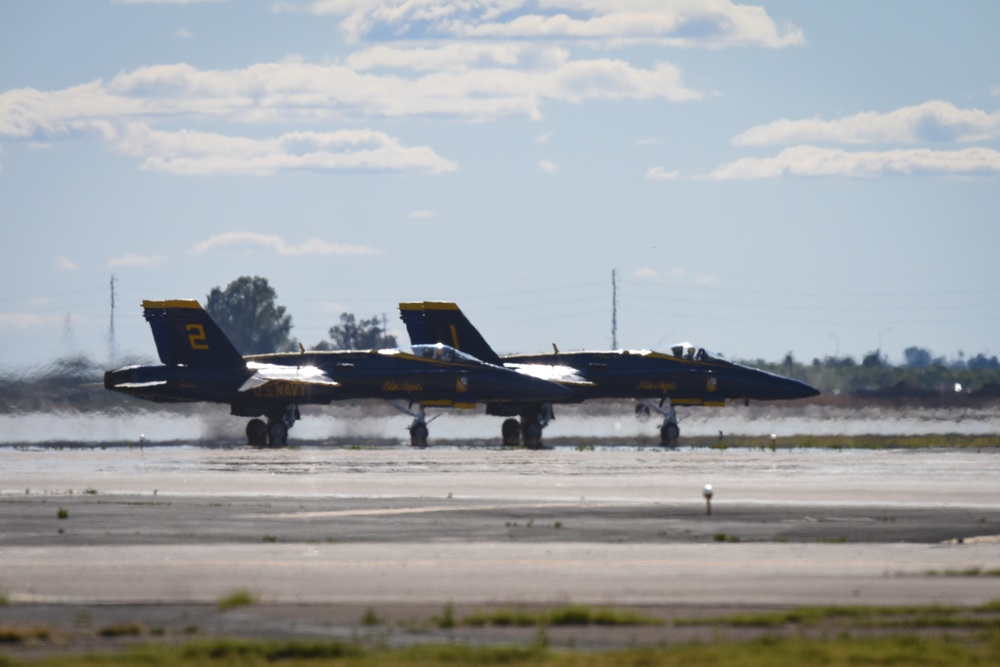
[2,444,999,647]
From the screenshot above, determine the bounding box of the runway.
[1,444,999,645]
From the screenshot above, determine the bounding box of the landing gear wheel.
[410,423,429,448]
[501,418,521,447]
[523,421,543,449]
[660,422,680,448]
[246,419,267,446]
[267,421,288,447]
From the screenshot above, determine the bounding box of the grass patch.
[435,601,455,629]
[216,588,258,611]
[57,508,68,519]
[4,634,1000,666]
[925,566,1000,577]
[97,621,144,637]
[180,638,364,662]
[361,608,383,626]
[975,599,1000,613]
[0,626,51,644]
[675,604,968,629]
[464,605,663,627]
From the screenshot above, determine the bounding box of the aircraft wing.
[239,363,341,393]
[507,363,595,387]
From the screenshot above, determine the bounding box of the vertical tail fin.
[398,301,503,366]
[142,299,245,369]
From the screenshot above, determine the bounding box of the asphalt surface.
[2,443,999,649]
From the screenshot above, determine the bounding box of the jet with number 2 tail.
[105,300,573,446]
[399,301,819,448]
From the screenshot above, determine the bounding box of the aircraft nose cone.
[527,378,575,402]
[730,367,820,400]
[783,377,821,400]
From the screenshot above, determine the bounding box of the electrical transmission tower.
[611,268,618,349]
[108,274,117,364]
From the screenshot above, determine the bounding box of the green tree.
[204,276,296,355]
[324,313,396,350]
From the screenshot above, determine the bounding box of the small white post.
[702,484,713,516]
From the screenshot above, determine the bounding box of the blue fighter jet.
[105,299,573,446]
[399,301,819,448]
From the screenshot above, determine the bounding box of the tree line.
[205,276,395,354]
[742,350,1000,397]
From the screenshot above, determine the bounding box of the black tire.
[410,423,429,447]
[523,421,543,449]
[267,421,288,447]
[246,419,268,446]
[660,423,680,448]
[501,418,521,446]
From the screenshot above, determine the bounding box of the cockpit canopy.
[669,342,723,362]
[382,343,485,365]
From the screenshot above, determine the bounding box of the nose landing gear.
[637,398,680,448]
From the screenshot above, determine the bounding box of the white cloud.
[345,43,523,72]
[693,273,718,286]
[55,256,78,271]
[114,124,457,176]
[106,253,167,268]
[408,210,436,218]
[645,166,679,180]
[0,54,704,144]
[539,159,559,173]
[733,101,1000,146]
[632,267,659,279]
[312,0,805,49]
[706,145,1000,180]
[189,232,382,256]
[174,28,194,39]
[535,132,553,144]
[271,2,305,13]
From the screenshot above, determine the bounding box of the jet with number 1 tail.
[399,301,819,448]
[105,299,573,446]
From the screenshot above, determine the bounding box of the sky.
[1,1,998,372]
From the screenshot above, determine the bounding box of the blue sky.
[1,1,998,371]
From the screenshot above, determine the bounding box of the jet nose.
[782,377,821,400]
[730,366,820,401]
[525,377,575,402]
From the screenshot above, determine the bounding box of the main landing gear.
[637,398,680,448]
[499,405,553,449]
[245,405,299,447]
